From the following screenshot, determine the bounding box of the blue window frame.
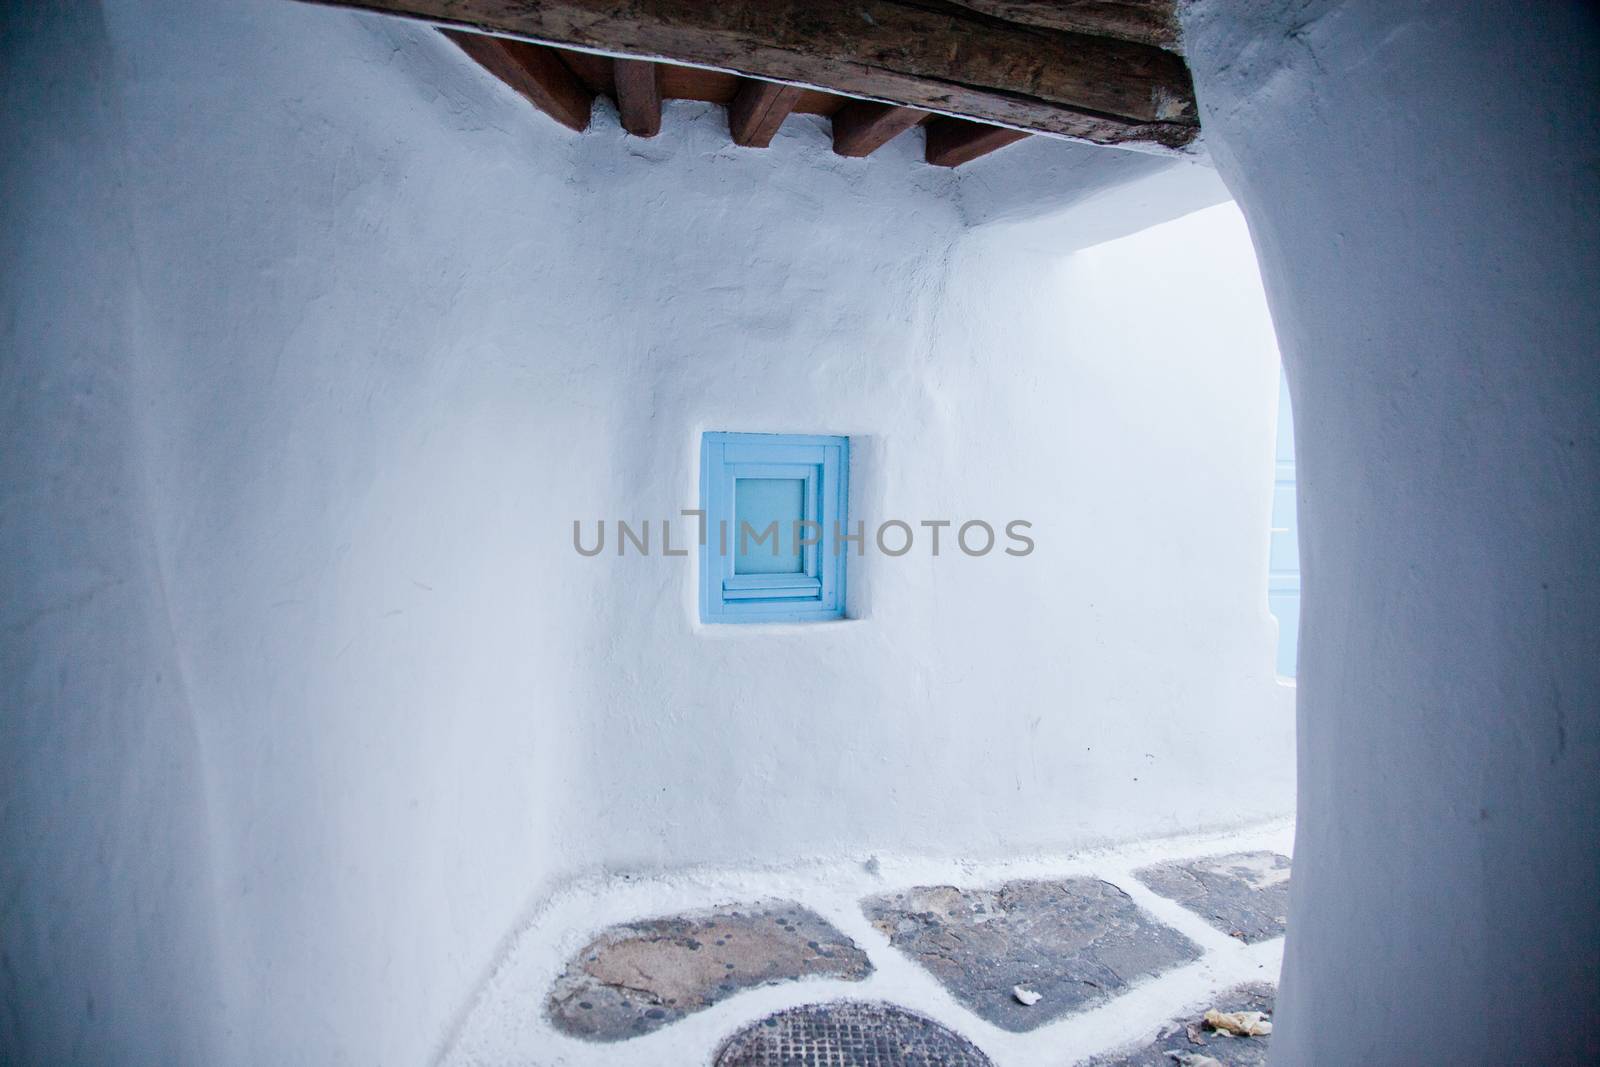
[699,432,848,623]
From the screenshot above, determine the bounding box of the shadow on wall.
[1,0,1297,1063]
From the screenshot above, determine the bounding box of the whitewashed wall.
[1184,1,1600,1063]
[3,1,1289,1062]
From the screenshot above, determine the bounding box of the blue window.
[699,432,849,623]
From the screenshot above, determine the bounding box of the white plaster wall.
[3,1,1292,1062]
[0,6,227,1062]
[960,141,1232,253]
[581,199,1293,876]
[1182,1,1600,1063]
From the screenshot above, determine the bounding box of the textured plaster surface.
[444,823,1291,1066]
[1134,852,1289,944]
[1183,1,1600,1062]
[546,901,870,1041]
[5,0,1585,1063]
[4,0,1293,1062]
[863,879,1201,1031]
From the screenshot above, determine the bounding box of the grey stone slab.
[546,900,871,1042]
[1134,852,1291,943]
[715,1000,994,1067]
[862,878,1203,1032]
[1081,982,1275,1066]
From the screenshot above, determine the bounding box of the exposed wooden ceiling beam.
[728,79,803,149]
[441,29,592,132]
[925,118,1030,167]
[551,57,847,117]
[309,0,1197,150]
[444,31,1035,168]
[613,58,662,137]
[943,0,1182,53]
[831,101,927,158]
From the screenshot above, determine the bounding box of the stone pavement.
[1083,982,1276,1067]
[1134,852,1290,944]
[862,878,1202,1031]
[546,901,871,1041]
[440,829,1294,1067]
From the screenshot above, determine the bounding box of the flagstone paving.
[1081,982,1276,1066]
[861,877,1204,1032]
[545,900,871,1041]
[450,833,1294,1065]
[1134,852,1291,944]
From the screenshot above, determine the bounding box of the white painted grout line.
[441,819,1293,1067]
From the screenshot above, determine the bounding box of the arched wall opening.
[3,3,1298,1059]
[2,0,1593,1064]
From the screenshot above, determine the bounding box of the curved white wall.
[1,6,227,1062]
[1184,1,1600,1063]
[4,1,1293,1062]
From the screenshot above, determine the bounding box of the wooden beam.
[314,1,1198,150]
[652,66,847,117]
[660,66,739,105]
[441,29,592,131]
[556,49,614,95]
[831,101,927,158]
[924,118,1030,167]
[944,1,1182,53]
[727,79,802,148]
[613,58,662,137]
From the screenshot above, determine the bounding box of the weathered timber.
[944,0,1181,53]
[441,29,592,131]
[925,117,1031,166]
[613,58,662,136]
[728,78,803,148]
[314,0,1198,149]
[831,101,928,158]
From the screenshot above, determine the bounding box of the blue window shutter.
[700,432,849,623]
